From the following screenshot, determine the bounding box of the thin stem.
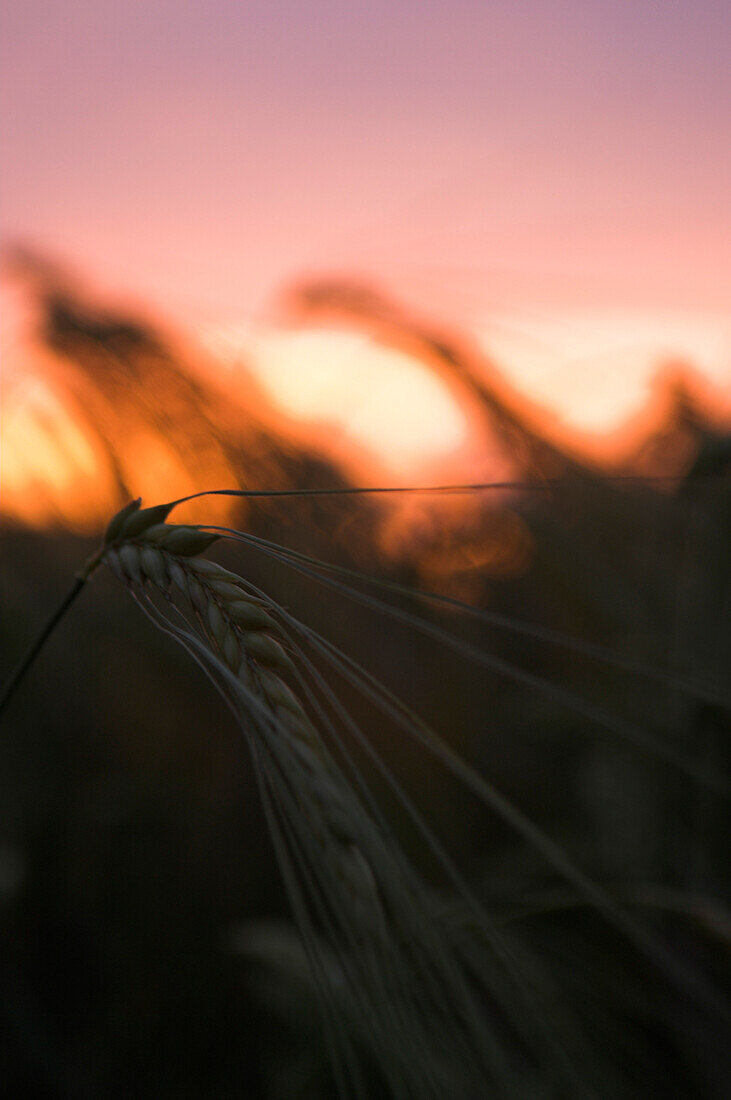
[0,550,102,719]
[165,474,684,509]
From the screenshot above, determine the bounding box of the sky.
[1,1,730,465]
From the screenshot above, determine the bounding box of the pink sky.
[2,1,729,468]
[3,2,729,309]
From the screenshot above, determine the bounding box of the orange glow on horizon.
[2,277,729,538]
[247,328,472,477]
[1,378,117,531]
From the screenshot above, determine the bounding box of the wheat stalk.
[0,494,557,1095]
[96,497,530,1098]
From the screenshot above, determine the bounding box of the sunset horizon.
[4,2,729,528]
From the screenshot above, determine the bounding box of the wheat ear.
[98,498,527,1099]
